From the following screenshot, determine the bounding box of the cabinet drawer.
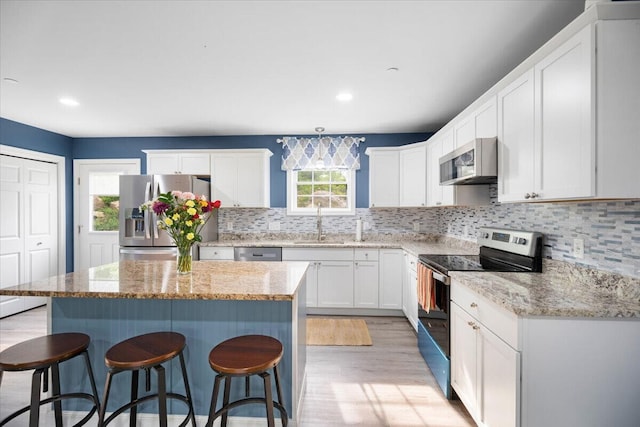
[451,281,519,349]
[282,248,353,261]
[198,246,234,260]
[354,249,379,261]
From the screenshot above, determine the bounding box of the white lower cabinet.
[451,279,640,427]
[354,249,379,308]
[451,281,520,427]
[402,252,418,331]
[379,249,403,309]
[282,248,354,309]
[283,247,404,312]
[317,261,354,308]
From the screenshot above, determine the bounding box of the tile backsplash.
[218,194,640,278]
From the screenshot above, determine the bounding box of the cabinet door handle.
[530,192,538,198]
[467,321,475,327]
[472,325,480,330]
[470,302,478,308]
[524,193,531,199]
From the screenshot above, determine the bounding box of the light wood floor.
[0,307,475,427]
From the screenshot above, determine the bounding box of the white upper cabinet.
[497,69,536,202]
[210,149,271,208]
[534,24,594,200]
[498,20,640,202]
[145,151,211,175]
[426,137,444,207]
[366,148,400,207]
[399,144,427,207]
[367,143,427,208]
[454,96,497,148]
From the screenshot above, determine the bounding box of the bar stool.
[0,332,100,427]
[97,331,196,427]
[205,335,288,427]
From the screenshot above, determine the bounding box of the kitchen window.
[287,169,355,215]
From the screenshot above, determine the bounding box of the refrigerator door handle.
[153,181,160,239]
[144,181,152,239]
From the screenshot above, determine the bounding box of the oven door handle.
[431,270,450,285]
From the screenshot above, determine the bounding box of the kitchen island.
[0,259,309,425]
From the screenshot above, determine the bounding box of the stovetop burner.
[418,227,543,276]
[418,253,531,274]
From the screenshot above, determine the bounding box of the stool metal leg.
[222,376,231,427]
[260,372,275,427]
[29,369,43,427]
[205,374,223,427]
[155,365,168,427]
[98,370,115,427]
[273,365,288,427]
[178,352,196,426]
[81,349,101,413]
[129,369,139,427]
[51,362,63,427]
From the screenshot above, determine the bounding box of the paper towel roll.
[355,219,362,242]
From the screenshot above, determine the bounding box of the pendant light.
[314,127,325,169]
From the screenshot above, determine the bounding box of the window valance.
[279,136,364,171]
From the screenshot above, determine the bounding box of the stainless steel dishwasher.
[233,247,282,261]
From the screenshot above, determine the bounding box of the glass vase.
[176,245,193,275]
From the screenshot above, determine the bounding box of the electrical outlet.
[268,221,280,231]
[413,222,421,232]
[573,238,584,259]
[363,221,370,230]
[226,222,233,231]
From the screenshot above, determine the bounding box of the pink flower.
[171,190,183,198]
[182,192,195,200]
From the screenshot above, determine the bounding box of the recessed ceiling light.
[387,67,399,72]
[336,92,353,102]
[3,77,19,84]
[59,97,79,107]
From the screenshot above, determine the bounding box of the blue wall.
[1,117,431,272]
[0,118,74,272]
[72,132,432,208]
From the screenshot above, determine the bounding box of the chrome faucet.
[316,205,324,241]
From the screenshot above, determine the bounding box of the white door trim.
[73,159,141,270]
[0,145,66,275]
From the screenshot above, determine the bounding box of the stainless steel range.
[417,227,543,398]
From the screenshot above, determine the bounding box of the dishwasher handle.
[234,247,282,262]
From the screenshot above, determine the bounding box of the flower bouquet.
[141,191,221,274]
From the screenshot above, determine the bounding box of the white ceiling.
[0,0,587,138]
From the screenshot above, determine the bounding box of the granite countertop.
[450,260,640,318]
[0,260,309,301]
[199,234,479,257]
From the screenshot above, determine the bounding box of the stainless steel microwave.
[439,137,497,185]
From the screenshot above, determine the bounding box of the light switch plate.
[573,238,584,259]
[268,221,280,231]
[226,222,233,231]
[413,222,421,232]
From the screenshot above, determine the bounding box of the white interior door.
[1,155,56,317]
[74,160,140,271]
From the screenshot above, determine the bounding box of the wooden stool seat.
[104,331,185,370]
[206,335,287,427]
[208,335,283,376]
[0,333,100,427]
[0,333,90,371]
[98,331,195,427]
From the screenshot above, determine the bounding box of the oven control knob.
[514,237,527,245]
[481,232,489,239]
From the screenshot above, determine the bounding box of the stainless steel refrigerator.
[119,175,218,260]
